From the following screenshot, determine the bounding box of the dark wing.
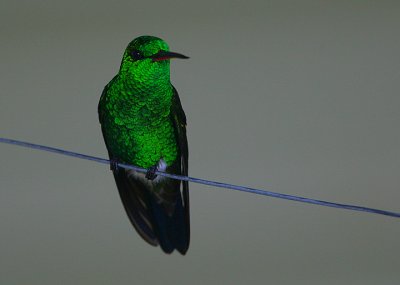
[170,85,190,254]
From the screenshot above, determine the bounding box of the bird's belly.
[105,119,178,169]
[127,158,168,185]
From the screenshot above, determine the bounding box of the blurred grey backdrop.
[1,1,399,284]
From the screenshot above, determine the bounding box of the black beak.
[151,51,189,62]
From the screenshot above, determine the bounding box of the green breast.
[99,77,178,168]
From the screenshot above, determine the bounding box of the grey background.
[1,1,399,284]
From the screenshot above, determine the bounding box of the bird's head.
[118,36,188,89]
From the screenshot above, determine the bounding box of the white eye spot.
[130,50,144,60]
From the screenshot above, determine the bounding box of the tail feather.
[150,189,189,254]
[113,170,158,246]
[113,168,189,254]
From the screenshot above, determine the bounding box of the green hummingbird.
[98,36,190,254]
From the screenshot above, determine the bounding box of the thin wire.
[1,137,399,218]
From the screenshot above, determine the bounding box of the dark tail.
[113,168,190,254]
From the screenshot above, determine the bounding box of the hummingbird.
[98,36,190,254]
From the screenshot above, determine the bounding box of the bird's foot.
[110,158,120,172]
[145,165,158,180]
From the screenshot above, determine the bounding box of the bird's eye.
[130,50,145,60]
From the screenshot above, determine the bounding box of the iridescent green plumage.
[98,36,190,254]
